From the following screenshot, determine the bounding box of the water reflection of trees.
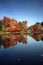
[31,33,43,41]
[0,34,27,48]
[0,33,43,48]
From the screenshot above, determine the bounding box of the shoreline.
[0,30,43,35]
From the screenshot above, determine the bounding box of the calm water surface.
[0,33,43,65]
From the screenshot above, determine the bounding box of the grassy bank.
[0,31,20,35]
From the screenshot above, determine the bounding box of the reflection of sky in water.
[0,35,43,65]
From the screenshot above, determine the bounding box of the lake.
[0,33,43,65]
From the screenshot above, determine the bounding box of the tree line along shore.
[0,16,43,35]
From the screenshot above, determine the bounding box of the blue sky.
[0,0,43,26]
